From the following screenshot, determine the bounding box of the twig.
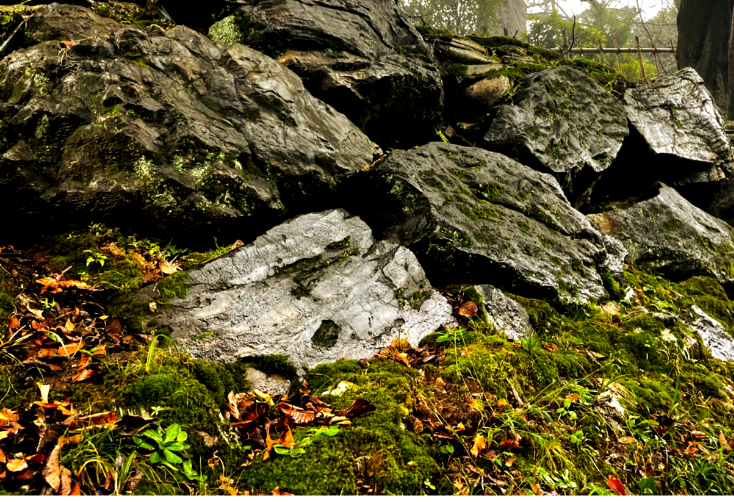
[635,0,665,75]
[560,15,576,59]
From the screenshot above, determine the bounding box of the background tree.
[399,0,506,35]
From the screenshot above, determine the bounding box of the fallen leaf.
[543,344,557,352]
[65,318,74,333]
[499,434,521,450]
[9,317,20,329]
[277,403,316,425]
[457,301,478,317]
[606,476,626,496]
[618,436,636,444]
[0,449,6,463]
[159,258,181,275]
[7,457,28,472]
[70,482,81,495]
[72,367,97,383]
[470,434,486,458]
[339,399,376,419]
[0,408,19,421]
[60,40,76,48]
[272,487,294,496]
[59,467,72,496]
[720,433,732,452]
[42,445,62,491]
[280,427,295,448]
[38,383,50,403]
[395,352,411,368]
[505,456,516,467]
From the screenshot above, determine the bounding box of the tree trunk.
[678,0,734,116]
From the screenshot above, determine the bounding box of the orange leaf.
[458,301,478,317]
[65,318,74,333]
[470,434,486,458]
[9,317,20,329]
[0,408,19,421]
[0,448,6,463]
[70,481,81,496]
[543,344,558,352]
[37,277,62,294]
[6,457,28,472]
[280,427,295,448]
[60,40,76,48]
[606,476,626,496]
[499,434,521,450]
[57,341,84,357]
[395,352,411,368]
[72,368,96,383]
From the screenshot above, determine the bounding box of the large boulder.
[0,4,377,247]
[207,0,444,149]
[482,66,629,205]
[344,142,609,306]
[154,209,456,371]
[587,183,734,293]
[586,68,732,210]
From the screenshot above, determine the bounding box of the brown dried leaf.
[9,317,20,329]
[395,352,411,368]
[72,367,97,383]
[339,399,377,419]
[457,301,478,317]
[0,408,19,421]
[277,403,315,425]
[42,445,61,491]
[59,467,72,496]
[280,427,295,448]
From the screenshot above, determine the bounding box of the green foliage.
[134,423,204,482]
[400,0,506,35]
[252,354,298,381]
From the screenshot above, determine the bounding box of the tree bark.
[678,0,734,116]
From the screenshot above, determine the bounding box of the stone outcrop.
[474,285,533,340]
[207,0,444,149]
[688,305,734,362]
[345,142,608,306]
[587,183,734,293]
[483,66,629,204]
[585,68,732,210]
[0,4,377,246]
[155,209,456,372]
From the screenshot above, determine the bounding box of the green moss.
[252,354,298,381]
[602,271,622,300]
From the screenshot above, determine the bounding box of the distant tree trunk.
[678,0,734,117]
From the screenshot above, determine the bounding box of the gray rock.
[431,37,491,65]
[689,305,734,362]
[474,285,533,340]
[624,67,731,174]
[246,367,291,395]
[483,66,629,204]
[157,209,456,372]
[0,4,377,247]
[587,183,734,293]
[600,235,627,279]
[464,76,512,112]
[586,68,732,210]
[208,0,444,149]
[346,142,608,306]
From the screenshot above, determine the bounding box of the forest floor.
[1,223,734,495]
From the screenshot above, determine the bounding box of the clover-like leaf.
[163,448,183,464]
[177,430,188,442]
[164,423,182,443]
[150,451,164,464]
[143,429,164,445]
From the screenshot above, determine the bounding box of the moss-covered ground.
[2,224,734,495]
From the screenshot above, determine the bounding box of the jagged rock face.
[474,285,533,340]
[585,68,732,210]
[156,209,456,372]
[688,305,734,362]
[0,4,377,246]
[482,66,629,204]
[208,0,444,149]
[345,142,608,306]
[587,183,734,293]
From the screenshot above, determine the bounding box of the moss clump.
[208,14,247,47]
[602,271,622,300]
[252,354,299,381]
[115,353,252,466]
[240,360,445,495]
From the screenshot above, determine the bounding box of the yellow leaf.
[65,318,74,333]
[6,457,28,472]
[470,434,486,458]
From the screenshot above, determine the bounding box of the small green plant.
[40,298,56,311]
[273,425,341,457]
[556,398,578,421]
[134,423,202,481]
[84,250,107,269]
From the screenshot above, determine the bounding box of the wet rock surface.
[0,4,377,246]
[587,183,734,293]
[688,305,734,362]
[586,68,732,210]
[474,284,533,340]
[346,142,608,306]
[482,66,629,204]
[208,0,443,149]
[156,209,456,372]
